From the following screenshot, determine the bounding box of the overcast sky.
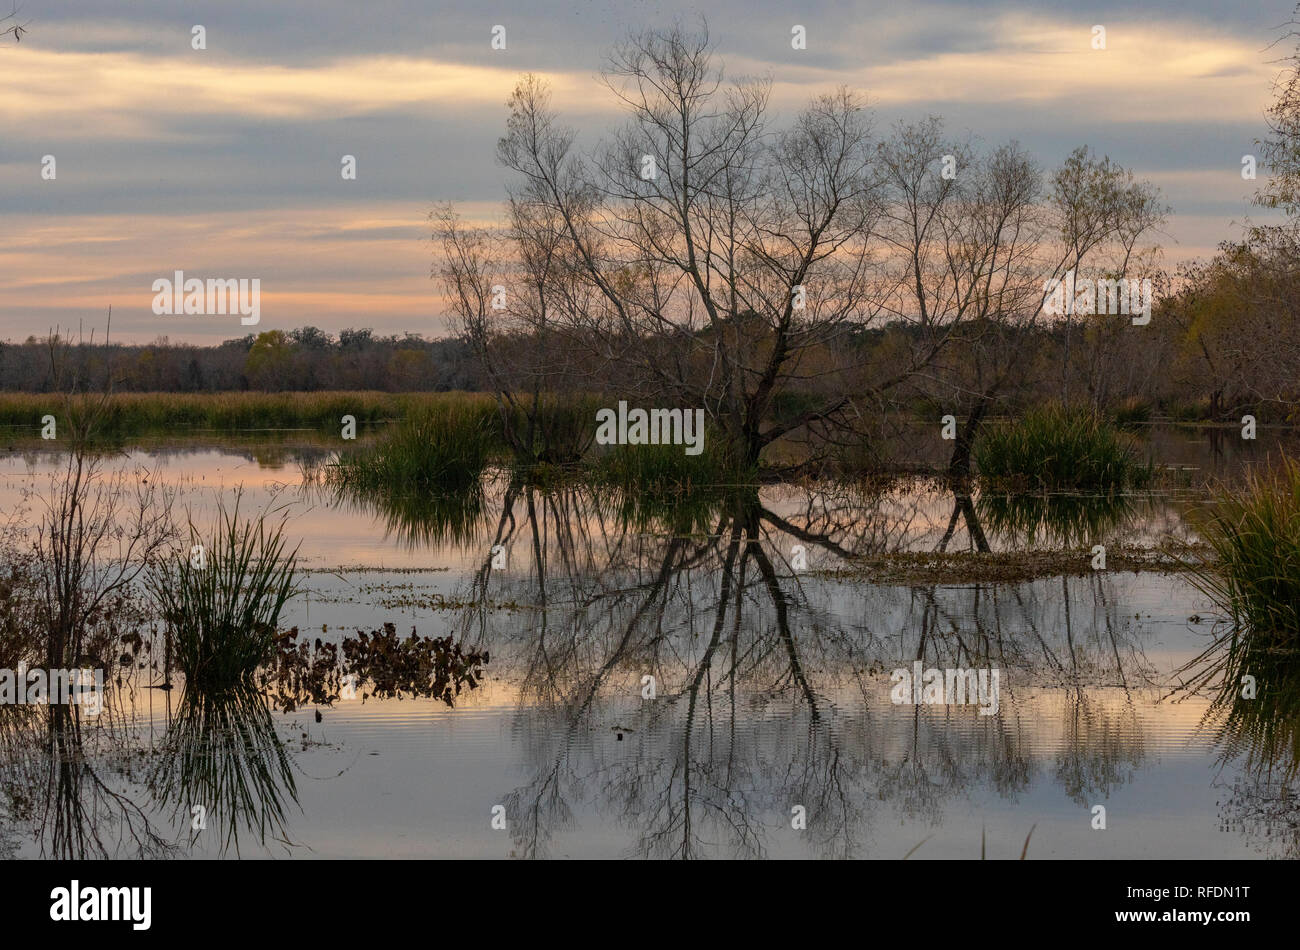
[0,0,1293,344]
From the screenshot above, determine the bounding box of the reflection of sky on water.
[0,447,1209,566]
[2,444,1293,859]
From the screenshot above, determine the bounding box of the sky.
[0,0,1294,344]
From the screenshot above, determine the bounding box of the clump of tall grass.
[589,432,751,493]
[149,500,300,689]
[974,404,1149,491]
[1188,458,1300,647]
[586,435,754,537]
[325,402,494,495]
[1172,460,1300,782]
[1110,396,1153,430]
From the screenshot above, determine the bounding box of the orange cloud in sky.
[0,205,470,341]
[0,15,1280,342]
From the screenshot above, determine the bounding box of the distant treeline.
[0,312,1293,429]
[0,327,482,393]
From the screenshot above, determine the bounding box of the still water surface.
[0,433,1293,859]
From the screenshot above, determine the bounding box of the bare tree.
[878,124,1162,474]
[1051,147,1166,405]
[0,4,26,45]
[33,319,174,673]
[1256,3,1300,223]
[491,26,886,468]
[878,123,1049,473]
[436,197,605,466]
[445,24,1164,471]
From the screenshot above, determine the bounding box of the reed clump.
[974,404,1150,491]
[589,431,750,493]
[1190,458,1300,644]
[149,499,300,689]
[325,402,495,495]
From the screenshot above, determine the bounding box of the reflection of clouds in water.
[437,481,1217,857]
[0,447,1288,857]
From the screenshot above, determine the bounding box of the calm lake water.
[2,426,1296,859]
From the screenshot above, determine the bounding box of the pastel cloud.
[0,3,1286,342]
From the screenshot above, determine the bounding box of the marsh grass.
[587,436,755,536]
[1185,458,1300,653]
[0,391,489,437]
[501,394,606,465]
[589,431,752,493]
[974,404,1150,491]
[150,499,300,689]
[1171,458,1300,783]
[1111,396,1153,430]
[0,390,610,465]
[325,402,494,495]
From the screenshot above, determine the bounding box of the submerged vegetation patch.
[820,545,1205,585]
[260,623,489,711]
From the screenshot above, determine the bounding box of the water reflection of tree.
[0,661,302,858]
[1185,626,1300,858]
[436,479,1155,858]
[0,699,176,859]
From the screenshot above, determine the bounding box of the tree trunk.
[948,400,990,478]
